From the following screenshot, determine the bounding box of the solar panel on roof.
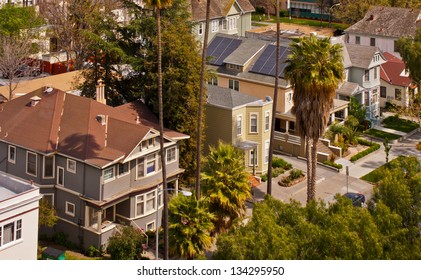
[250,45,290,78]
[207,36,242,66]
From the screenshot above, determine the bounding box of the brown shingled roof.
[190,0,255,22]
[345,6,421,38]
[0,88,188,168]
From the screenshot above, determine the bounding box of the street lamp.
[328,3,341,28]
[155,188,192,259]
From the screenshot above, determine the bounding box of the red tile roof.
[0,88,188,168]
[380,52,413,87]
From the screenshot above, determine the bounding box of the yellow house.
[206,85,273,175]
[207,35,348,161]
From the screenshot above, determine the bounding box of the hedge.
[323,160,343,170]
[350,139,380,162]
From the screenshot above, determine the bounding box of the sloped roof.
[206,85,266,109]
[346,44,381,69]
[224,37,266,66]
[345,6,421,38]
[380,52,413,87]
[190,0,255,22]
[0,88,188,168]
[336,81,361,97]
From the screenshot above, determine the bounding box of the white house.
[380,52,418,108]
[0,172,42,260]
[345,6,421,59]
[189,0,255,44]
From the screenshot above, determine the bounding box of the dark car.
[343,192,366,207]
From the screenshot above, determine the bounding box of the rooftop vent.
[30,96,42,107]
[44,87,54,94]
[96,114,106,125]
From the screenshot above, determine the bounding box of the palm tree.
[195,0,212,200]
[145,0,172,259]
[201,141,252,233]
[267,0,281,196]
[284,35,344,202]
[169,195,215,259]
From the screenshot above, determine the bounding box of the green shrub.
[261,173,268,182]
[272,157,292,170]
[289,169,304,180]
[323,160,343,170]
[350,142,380,162]
[272,167,285,177]
[86,245,99,258]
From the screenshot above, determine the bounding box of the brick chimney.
[96,79,106,105]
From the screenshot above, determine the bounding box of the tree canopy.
[397,27,421,90]
[214,156,421,259]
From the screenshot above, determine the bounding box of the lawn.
[364,129,401,140]
[252,14,350,30]
[361,157,402,183]
[382,116,419,133]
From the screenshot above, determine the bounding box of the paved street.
[250,129,421,211]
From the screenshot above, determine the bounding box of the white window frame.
[43,155,55,179]
[249,149,258,166]
[198,22,203,35]
[117,162,130,178]
[229,79,239,91]
[67,159,76,174]
[135,188,158,218]
[211,20,219,33]
[146,221,155,232]
[166,147,177,164]
[57,166,64,186]
[8,145,16,164]
[222,19,228,30]
[250,113,258,133]
[136,158,144,179]
[26,151,37,177]
[236,114,243,136]
[264,140,270,164]
[146,154,157,175]
[0,219,22,247]
[364,70,370,82]
[103,166,115,183]
[265,111,270,131]
[65,201,75,217]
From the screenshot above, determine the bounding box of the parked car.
[343,192,366,207]
[2,65,41,78]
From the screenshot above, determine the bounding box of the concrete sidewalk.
[371,125,406,136]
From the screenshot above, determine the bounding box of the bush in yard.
[272,157,292,170]
[289,169,304,180]
[350,141,380,162]
[323,161,343,170]
[107,226,145,260]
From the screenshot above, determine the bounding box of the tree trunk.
[306,137,312,202]
[309,137,318,201]
[156,8,169,260]
[267,0,281,196]
[196,0,211,199]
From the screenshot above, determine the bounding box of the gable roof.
[190,0,255,22]
[345,43,382,69]
[0,88,188,168]
[345,6,421,38]
[380,52,413,87]
[206,85,269,109]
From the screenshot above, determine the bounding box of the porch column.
[330,113,335,123]
[344,107,348,119]
[175,179,179,194]
[285,120,290,133]
[97,210,102,232]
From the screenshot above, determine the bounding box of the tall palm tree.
[284,35,344,202]
[267,0,281,196]
[169,195,215,259]
[196,0,211,200]
[145,0,172,259]
[201,141,252,233]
